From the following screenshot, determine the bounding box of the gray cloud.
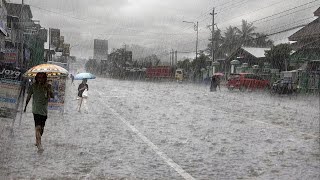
[10,0,319,59]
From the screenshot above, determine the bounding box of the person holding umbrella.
[77,78,89,112]
[74,72,95,112]
[24,72,54,152]
[23,63,68,152]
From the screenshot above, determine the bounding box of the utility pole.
[175,50,177,66]
[169,50,171,66]
[171,49,174,66]
[210,8,215,63]
[182,21,198,62]
[195,21,198,62]
[48,28,51,62]
[19,0,24,68]
[210,8,217,75]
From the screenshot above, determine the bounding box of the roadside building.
[289,7,320,65]
[288,7,320,93]
[6,3,33,68]
[0,0,8,50]
[225,47,270,74]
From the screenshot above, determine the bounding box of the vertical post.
[19,0,24,68]
[171,49,174,66]
[195,21,198,62]
[170,50,172,66]
[210,8,215,75]
[48,28,51,62]
[175,50,177,66]
[212,8,214,63]
[284,59,288,71]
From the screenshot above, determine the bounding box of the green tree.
[144,54,160,67]
[108,48,129,78]
[206,29,224,59]
[177,58,191,71]
[221,26,240,55]
[205,19,274,66]
[191,52,209,81]
[85,59,98,73]
[254,33,273,47]
[265,44,292,71]
[237,19,256,46]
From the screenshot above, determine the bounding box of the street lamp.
[182,21,198,61]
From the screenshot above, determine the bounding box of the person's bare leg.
[35,126,43,151]
[78,98,83,112]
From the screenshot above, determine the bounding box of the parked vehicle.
[271,79,297,94]
[175,68,184,82]
[226,73,270,91]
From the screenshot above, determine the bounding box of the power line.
[216,0,289,26]
[215,0,318,35]
[252,0,319,23]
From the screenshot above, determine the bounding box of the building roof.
[291,38,320,50]
[6,3,33,19]
[314,7,320,16]
[288,17,320,41]
[242,47,270,58]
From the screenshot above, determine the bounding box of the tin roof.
[242,47,270,58]
[288,17,320,41]
[314,7,320,16]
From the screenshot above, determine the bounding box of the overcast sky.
[9,0,320,60]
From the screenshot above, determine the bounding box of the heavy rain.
[1,0,320,179]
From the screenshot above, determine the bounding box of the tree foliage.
[206,19,274,60]
[108,48,129,78]
[85,59,98,73]
[177,59,191,71]
[265,43,292,71]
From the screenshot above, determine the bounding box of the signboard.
[50,28,60,48]
[0,79,20,109]
[0,79,21,118]
[48,77,66,112]
[0,48,18,64]
[0,67,21,80]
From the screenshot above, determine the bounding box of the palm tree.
[254,33,273,47]
[236,20,256,46]
[222,26,240,53]
[206,29,224,59]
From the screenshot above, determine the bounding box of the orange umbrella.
[24,63,69,78]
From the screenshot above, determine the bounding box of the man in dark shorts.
[24,72,53,152]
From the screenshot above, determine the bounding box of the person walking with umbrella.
[24,72,54,152]
[77,78,89,112]
[74,73,95,112]
[23,63,68,152]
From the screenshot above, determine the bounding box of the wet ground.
[1,77,319,179]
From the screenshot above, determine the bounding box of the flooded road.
[1,78,319,179]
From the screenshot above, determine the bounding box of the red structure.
[146,66,173,78]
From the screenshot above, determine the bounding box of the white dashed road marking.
[95,90,196,180]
